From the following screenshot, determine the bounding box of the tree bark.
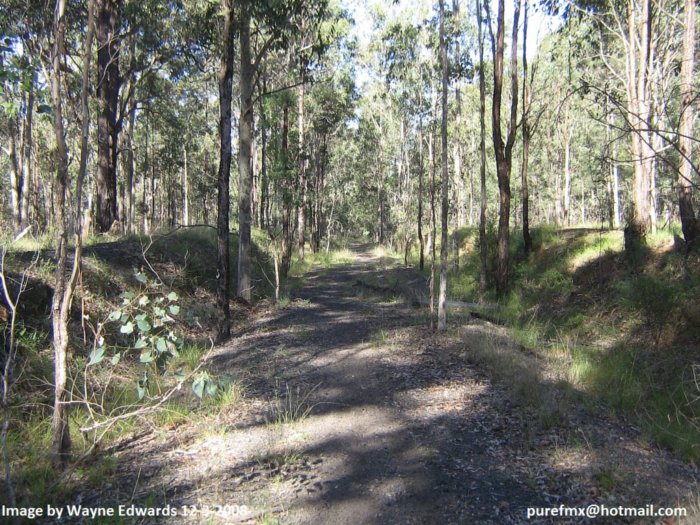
[624,0,655,252]
[182,144,189,226]
[297,61,307,261]
[678,0,697,250]
[216,0,235,340]
[438,0,449,331]
[48,0,93,466]
[8,122,21,231]
[418,96,425,271]
[20,77,34,229]
[477,0,488,293]
[486,0,520,297]
[237,1,254,302]
[281,104,293,277]
[122,98,136,234]
[521,0,532,253]
[49,0,72,467]
[564,132,571,225]
[95,0,121,233]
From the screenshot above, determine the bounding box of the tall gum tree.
[485,0,520,297]
[216,0,235,340]
[95,0,122,232]
[437,0,449,331]
[48,0,94,465]
[677,0,696,251]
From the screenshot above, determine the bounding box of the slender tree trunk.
[678,0,697,250]
[429,88,437,329]
[613,154,620,227]
[418,104,425,271]
[20,78,34,229]
[237,2,254,302]
[95,0,121,233]
[123,101,136,234]
[49,0,72,466]
[564,133,571,226]
[486,0,520,297]
[182,144,189,226]
[8,125,21,231]
[624,0,654,252]
[260,80,268,229]
[49,0,93,466]
[477,0,488,293]
[297,63,307,261]
[521,0,532,253]
[281,105,293,277]
[216,0,235,340]
[438,0,449,331]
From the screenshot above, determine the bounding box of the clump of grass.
[203,375,245,413]
[268,383,317,425]
[594,468,619,492]
[171,344,208,372]
[149,400,193,427]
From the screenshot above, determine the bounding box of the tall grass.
[447,225,700,461]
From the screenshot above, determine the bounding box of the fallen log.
[411,297,503,324]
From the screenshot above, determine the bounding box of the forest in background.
[0,0,699,513]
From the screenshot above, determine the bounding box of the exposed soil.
[60,244,698,524]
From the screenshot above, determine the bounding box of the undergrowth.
[440,225,699,462]
[0,227,271,506]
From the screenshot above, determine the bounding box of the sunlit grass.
[289,248,355,276]
[567,231,622,271]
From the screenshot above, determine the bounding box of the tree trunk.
[564,132,571,226]
[182,144,189,226]
[49,0,72,465]
[297,64,307,261]
[418,102,425,271]
[48,0,93,466]
[95,0,121,233]
[237,2,254,302]
[428,88,437,329]
[281,104,293,277]
[624,0,654,252]
[8,123,21,231]
[678,0,697,250]
[438,0,449,331]
[486,0,520,297]
[216,0,235,340]
[521,0,532,253]
[477,0,488,294]
[122,100,135,234]
[20,77,34,229]
[260,80,268,229]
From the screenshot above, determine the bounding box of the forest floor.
[64,243,699,524]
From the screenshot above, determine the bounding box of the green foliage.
[94,270,215,405]
[106,272,183,382]
[289,248,354,277]
[451,226,700,461]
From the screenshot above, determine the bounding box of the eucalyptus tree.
[47,0,94,465]
[484,0,520,297]
[520,0,533,252]
[677,0,696,250]
[95,0,122,233]
[476,0,488,292]
[0,1,53,234]
[437,0,449,330]
[382,20,424,263]
[566,0,685,251]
